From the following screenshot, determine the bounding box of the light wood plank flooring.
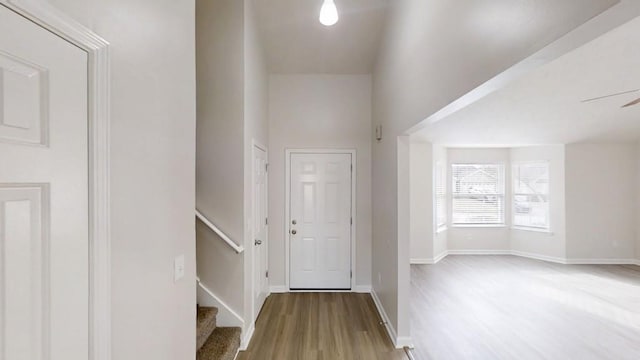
[238,292,407,360]
[411,255,640,360]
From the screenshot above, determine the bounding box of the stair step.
[197,327,242,360]
[197,307,218,351]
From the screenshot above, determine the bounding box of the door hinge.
[350,164,353,172]
[266,270,269,278]
[350,217,353,225]
[265,217,268,225]
[265,163,269,172]
[350,270,352,278]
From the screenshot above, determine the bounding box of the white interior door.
[0,5,89,360]
[253,145,268,315]
[289,153,352,289]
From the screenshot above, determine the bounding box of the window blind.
[452,164,505,225]
[435,161,447,229]
[513,162,550,230]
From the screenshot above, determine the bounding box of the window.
[513,162,550,230]
[435,161,447,231]
[452,164,505,225]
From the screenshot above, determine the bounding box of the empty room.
[1,0,639,360]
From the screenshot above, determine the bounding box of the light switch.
[174,254,185,282]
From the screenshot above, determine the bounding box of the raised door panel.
[0,52,48,146]
[0,186,47,360]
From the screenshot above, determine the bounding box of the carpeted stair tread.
[197,327,242,360]
[196,307,218,351]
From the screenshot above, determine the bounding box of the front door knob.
[291,229,297,235]
[255,239,262,246]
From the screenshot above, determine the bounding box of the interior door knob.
[291,229,297,235]
[255,239,262,246]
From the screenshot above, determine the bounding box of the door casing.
[285,148,357,291]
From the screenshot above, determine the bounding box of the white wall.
[432,145,448,258]
[565,143,638,261]
[409,142,433,262]
[268,74,373,290]
[637,143,640,262]
[45,0,197,358]
[196,0,269,338]
[510,145,566,260]
[370,0,598,340]
[447,148,511,251]
[196,0,245,316]
[410,144,638,264]
[242,0,269,329]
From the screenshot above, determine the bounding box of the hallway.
[238,293,407,360]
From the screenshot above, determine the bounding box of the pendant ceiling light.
[319,0,339,26]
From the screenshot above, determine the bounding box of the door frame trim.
[0,1,111,360]
[285,148,357,291]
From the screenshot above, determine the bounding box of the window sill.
[452,224,506,228]
[511,226,553,234]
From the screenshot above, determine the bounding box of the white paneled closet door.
[0,5,89,360]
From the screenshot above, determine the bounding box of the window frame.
[434,161,447,232]
[451,163,506,227]
[511,161,551,232]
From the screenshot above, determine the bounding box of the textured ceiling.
[413,15,640,146]
[253,0,389,74]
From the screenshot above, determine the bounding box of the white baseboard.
[447,249,511,255]
[370,289,411,349]
[269,285,288,293]
[270,285,373,293]
[510,250,566,264]
[410,251,449,265]
[354,285,372,293]
[425,250,638,266]
[433,251,448,264]
[197,278,244,328]
[396,336,414,349]
[410,258,431,264]
[565,258,638,265]
[239,322,255,351]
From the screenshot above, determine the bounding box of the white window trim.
[434,161,447,231]
[512,161,551,232]
[511,225,553,234]
[452,223,506,228]
[451,163,506,227]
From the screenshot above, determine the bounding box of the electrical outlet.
[174,255,185,282]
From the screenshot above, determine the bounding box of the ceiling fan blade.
[622,97,640,108]
[581,89,640,103]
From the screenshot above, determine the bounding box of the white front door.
[253,145,268,315]
[289,153,352,289]
[0,5,89,360]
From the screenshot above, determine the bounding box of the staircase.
[197,305,242,360]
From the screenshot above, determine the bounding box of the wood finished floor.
[237,293,407,360]
[411,255,640,360]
